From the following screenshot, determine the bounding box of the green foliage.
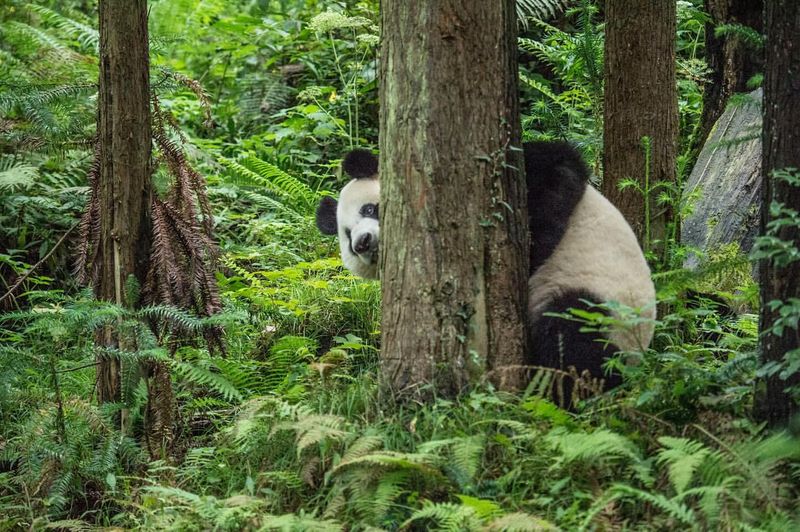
[519,0,709,173]
[519,0,604,164]
[2,0,799,530]
[714,23,765,50]
[751,168,800,398]
[516,0,572,29]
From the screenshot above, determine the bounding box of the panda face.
[335,177,381,279]
[316,149,381,279]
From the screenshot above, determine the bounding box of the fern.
[0,84,96,115]
[0,162,38,191]
[4,21,79,61]
[516,0,572,28]
[340,433,385,462]
[581,483,696,530]
[656,436,713,494]
[401,501,482,532]
[26,4,98,50]
[219,155,318,216]
[331,450,447,483]
[273,413,350,457]
[171,358,243,403]
[418,435,486,487]
[714,23,765,49]
[546,427,643,467]
[486,511,558,531]
[257,512,342,531]
[137,304,206,335]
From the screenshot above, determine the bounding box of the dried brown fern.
[76,92,223,352]
[74,144,101,287]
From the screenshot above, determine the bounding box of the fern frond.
[170,359,243,402]
[257,512,343,532]
[714,23,765,49]
[331,450,446,482]
[516,0,572,28]
[401,501,481,532]
[27,4,99,51]
[486,511,558,531]
[242,155,315,206]
[273,413,349,457]
[138,305,205,335]
[656,436,711,494]
[546,427,642,465]
[0,162,38,191]
[219,155,316,215]
[451,434,485,482]
[341,434,385,462]
[5,21,80,61]
[418,435,486,486]
[609,483,696,525]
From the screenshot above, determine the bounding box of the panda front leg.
[528,290,622,409]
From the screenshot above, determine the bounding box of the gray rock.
[682,89,762,269]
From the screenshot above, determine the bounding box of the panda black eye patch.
[360,203,378,219]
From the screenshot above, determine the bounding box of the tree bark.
[96,0,152,407]
[757,1,800,426]
[699,0,763,144]
[379,0,528,398]
[602,0,678,256]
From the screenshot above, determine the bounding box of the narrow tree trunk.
[96,0,152,410]
[699,0,763,143]
[602,0,678,256]
[379,1,528,398]
[757,1,800,426]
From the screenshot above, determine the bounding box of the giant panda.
[316,141,656,399]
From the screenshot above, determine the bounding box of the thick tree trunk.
[602,0,678,256]
[699,0,763,144]
[758,1,800,426]
[379,0,528,398]
[96,0,152,408]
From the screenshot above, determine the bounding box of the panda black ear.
[316,196,338,235]
[342,149,378,179]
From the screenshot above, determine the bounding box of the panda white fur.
[316,142,656,392]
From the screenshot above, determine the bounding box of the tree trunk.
[379,0,528,398]
[96,0,152,411]
[602,0,678,257]
[699,0,763,144]
[757,1,800,426]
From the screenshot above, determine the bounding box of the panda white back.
[522,141,656,405]
[527,185,656,352]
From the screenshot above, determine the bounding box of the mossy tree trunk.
[602,0,678,257]
[700,0,763,144]
[95,0,152,420]
[379,1,528,398]
[757,1,800,426]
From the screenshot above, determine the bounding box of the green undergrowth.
[2,0,798,530]
[2,248,799,530]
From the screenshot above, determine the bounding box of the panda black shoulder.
[524,141,591,273]
[523,141,589,189]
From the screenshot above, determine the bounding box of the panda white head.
[316,149,380,279]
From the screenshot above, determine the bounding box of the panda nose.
[354,233,372,254]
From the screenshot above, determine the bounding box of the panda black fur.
[316,142,656,394]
